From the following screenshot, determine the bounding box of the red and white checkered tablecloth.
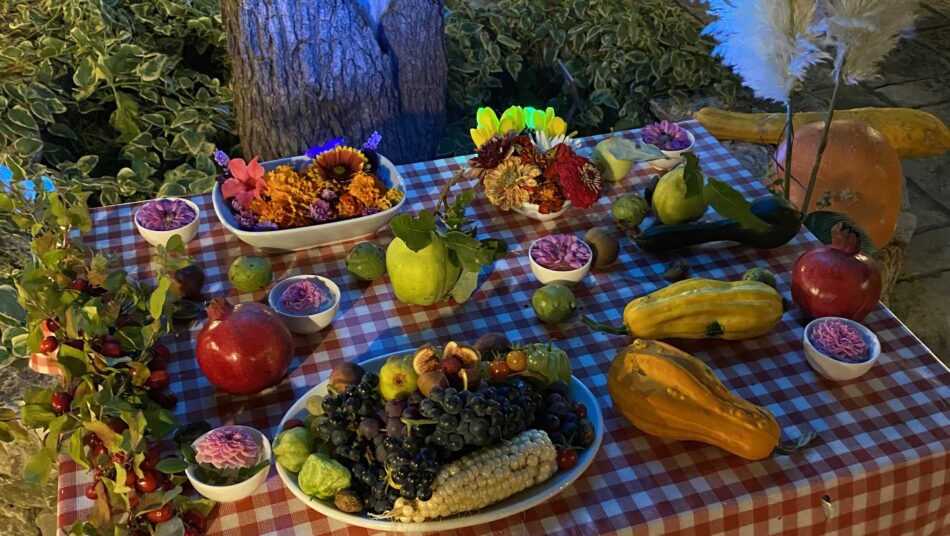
[57,121,950,535]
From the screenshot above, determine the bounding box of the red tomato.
[146,370,170,390]
[50,392,72,415]
[556,449,578,471]
[39,336,59,353]
[145,504,174,523]
[135,470,160,493]
[100,342,123,357]
[84,484,98,500]
[489,361,512,381]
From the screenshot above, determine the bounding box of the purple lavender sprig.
[363,131,382,151]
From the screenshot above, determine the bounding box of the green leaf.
[804,211,877,255]
[83,420,123,451]
[136,54,167,82]
[20,404,55,428]
[390,212,436,252]
[606,138,666,162]
[449,270,480,303]
[24,449,53,484]
[14,137,43,155]
[66,428,89,469]
[154,517,184,536]
[45,414,68,451]
[72,57,97,89]
[682,153,704,199]
[443,231,492,272]
[180,129,204,154]
[0,285,26,325]
[111,92,141,142]
[144,408,179,439]
[704,178,770,232]
[7,106,38,130]
[155,457,189,474]
[171,109,199,128]
[149,276,171,320]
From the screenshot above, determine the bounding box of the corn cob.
[387,429,557,523]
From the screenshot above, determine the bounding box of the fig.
[417,370,449,397]
[412,344,440,375]
[173,264,205,300]
[328,362,366,395]
[440,356,462,378]
[459,367,481,391]
[378,355,417,401]
[473,333,511,360]
[443,341,480,369]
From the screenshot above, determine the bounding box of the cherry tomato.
[135,470,160,493]
[111,452,127,465]
[90,443,109,462]
[50,392,72,415]
[574,403,587,419]
[84,433,102,448]
[282,419,305,431]
[183,509,208,533]
[556,449,578,471]
[84,484,98,500]
[489,361,512,381]
[145,504,175,523]
[42,318,60,333]
[100,334,119,345]
[149,356,168,372]
[128,491,140,510]
[93,469,104,482]
[146,370,170,391]
[100,342,123,357]
[125,471,137,487]
[184,528,199,536]
[505,350,527,372]
[39,336,59,353]
[69,278,90,292]
[143,444,162,470]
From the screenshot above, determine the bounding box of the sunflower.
[313,146,367,183]
[483,156,541,211]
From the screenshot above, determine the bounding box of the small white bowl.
[134,197,201,247]
[512,200,572,222]
[803,317,881,381]
[268,275,340,334]
[186,425,272,503]
[528,237,592,286]
[649,129,695,171]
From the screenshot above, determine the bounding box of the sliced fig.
[443,341,481,369]
[412,344,440,375]
[417,370,449,397]
[459,367,481,391]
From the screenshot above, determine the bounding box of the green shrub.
[0,0,235,206]
[442,0,736,154]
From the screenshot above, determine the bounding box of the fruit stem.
[205,298,232,322]
[581,315,630,335]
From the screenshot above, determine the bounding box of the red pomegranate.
[196,299,294,395]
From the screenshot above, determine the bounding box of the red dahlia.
[543,144,603,208]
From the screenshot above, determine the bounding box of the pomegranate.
[792,223,882,321]
[196,298,294,395]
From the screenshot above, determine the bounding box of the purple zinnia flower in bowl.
[185,425,272,500]
[641,120,693,152]
[134,197,201,247]
[279,279,325,314]
[309,199,335,223]
[528,234,593,287]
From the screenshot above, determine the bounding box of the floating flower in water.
[531,234,592,271]
[314,146,367,183]
[136,198,197,231]
[544,144,603,209]
[810,319,869,362]
[214,149,230,167]
[483,157,540,211]
[280,279,325,314]
[305,137,345,159]
[641,120,692,151]
[468,133,515,178]
[195,427,260,470]
[222,157,268,207]
[309,199,335,223]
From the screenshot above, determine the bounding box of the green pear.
[652,165,708,224]
[386,233,461,306]
[592,137,634,182]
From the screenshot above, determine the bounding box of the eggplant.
[635,195,801,252]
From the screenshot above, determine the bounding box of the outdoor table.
[57,121,950,535]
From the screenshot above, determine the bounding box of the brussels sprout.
[273,427,314,473]
[298,453,351,499]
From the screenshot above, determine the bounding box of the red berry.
[39,336,59,353]
[574,403,587,419]
[145,504,174,523]
[135,470,160,493]
[128,491,140,510]
[556,449,578,471]
[183,509,208,533]
[84,484,98,500]
[43,318,60,333]
[149,356,168,372]
[100,342,122,357]
[84,433,102,448]
[151,344,171,361]
[111,452,126,465]
[91,443,109,461]
[69,278,90,291]
[282,419,305,431]
[50,392,72,415]
[108,420,128,434]
[184,528,199,536]
[489,361,512,381]
[143,444,162,470]
[146,370,170,390]
[93,468,104,482]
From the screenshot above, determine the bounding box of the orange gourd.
[773,120,902,248]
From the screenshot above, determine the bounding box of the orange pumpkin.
[773,120,902,248]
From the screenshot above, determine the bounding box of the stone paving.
[2,3,949,535]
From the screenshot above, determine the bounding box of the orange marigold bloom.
[348,172,387,207]
[337,193,365,218]
[248,165,320,228]
[377,188,405,210]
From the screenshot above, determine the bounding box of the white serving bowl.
[212,154,405,252]
[649,129,695,171]
[512,200,572,222]
[528,237,592,286]
[803,317,881,381]
[268,275,340,334]
[186,425,272,503]
[134,197,200,247]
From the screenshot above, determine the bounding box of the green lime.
[611,193,648,229]
[228,255,273,292]
[346,242,387,281]
[742,267,777,288]
[532,284,576,324]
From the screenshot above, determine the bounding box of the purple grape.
[359,417,381,439]
[402,406,421,420]
[386,417,406,438]
[385,399,404,418]
[375,443,388,464]
[406,392,424,406]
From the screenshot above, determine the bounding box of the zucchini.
[635,195,801,252]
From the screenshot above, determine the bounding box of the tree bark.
[218,0,446,164]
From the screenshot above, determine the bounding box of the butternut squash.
[693,107,950,158]
[583,278,783,340]
[607,339,781,460]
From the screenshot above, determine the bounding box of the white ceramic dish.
[134,197,201,247]
[803,317,881,381]
[268,275,341,334]
[528,237,592,286]
[649,129,695,171]
[512,200,571,222]
[212,154,405,252]
[186,425,272,503]
[276,349,604,532]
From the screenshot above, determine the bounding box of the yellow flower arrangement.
[247,165,321,228]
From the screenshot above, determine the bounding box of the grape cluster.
[534,380,595,449]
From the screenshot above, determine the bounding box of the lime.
[346,242,387,281]
[532,284,576,324]
[228,255,273,292]
[742,267,777,288]
[611,193,648,229]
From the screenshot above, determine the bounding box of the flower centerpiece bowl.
[212,154,405,252]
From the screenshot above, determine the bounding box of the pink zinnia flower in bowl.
[222,157,268,207]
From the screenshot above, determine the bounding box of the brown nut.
[412,344,440,375]
[443,341,481,369]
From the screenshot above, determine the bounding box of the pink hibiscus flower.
[222,157,267,206]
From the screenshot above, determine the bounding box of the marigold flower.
[348,172,387,207]
[337,193,365,218]
[248,165,320,228]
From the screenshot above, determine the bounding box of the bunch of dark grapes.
[535,380,595,448]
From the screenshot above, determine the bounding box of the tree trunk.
[218,0,447,164]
